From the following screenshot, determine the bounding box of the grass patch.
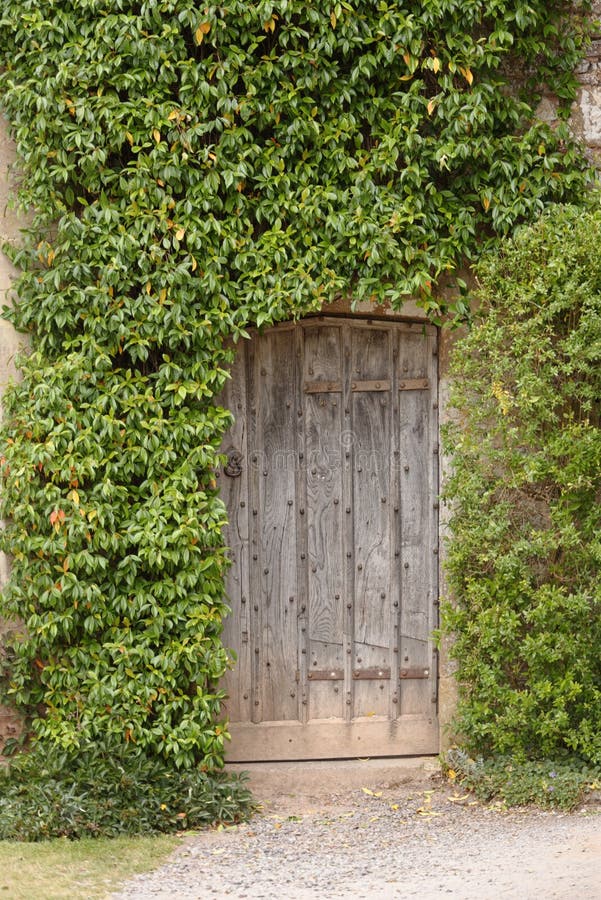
[0,834,180,899]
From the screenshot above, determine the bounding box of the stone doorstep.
[226,754,440,805]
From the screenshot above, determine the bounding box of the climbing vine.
[0,1,593,779]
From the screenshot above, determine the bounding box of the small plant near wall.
[441,205,601,805]
[0,2,595,834]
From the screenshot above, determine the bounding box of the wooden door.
[218,318,438,761]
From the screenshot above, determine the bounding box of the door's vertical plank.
[351,325,392,718]
[295,326,309,724]
[247,335,262,723]
[220,342,252,724]
[303,323,344,720]
[342,323,354,721]
[256,327,300,722]
[398,325,438,716]
[427,330,440,708]
[389,334,402,720]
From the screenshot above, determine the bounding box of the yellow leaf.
[460,66,474,86]
[264,17,276,32]
[427,99,435,116]
[146,282,152,295]
[432,56,441,73]
[47,248,55,266]
[330,11,337,28]
[191,255,198,272]
[390,804,399,811]
[195,21,211,43]
[168,110,179,121]
[447,768,457,781]
[362,787,374,796]
[68,489,80,506]
[159,288,167,304]
[482,196,490,212]
[126,131,134,145]
[175,226,185,241]
[62,557,70,573]
[153,128,161,143]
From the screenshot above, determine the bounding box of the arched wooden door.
[219,317,439,761]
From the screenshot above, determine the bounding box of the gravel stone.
[111,761,601,900]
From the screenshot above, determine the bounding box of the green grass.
[0,834,180,899]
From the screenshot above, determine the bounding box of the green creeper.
[0,1,594,782]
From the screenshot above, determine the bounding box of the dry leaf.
[195,21,211,43]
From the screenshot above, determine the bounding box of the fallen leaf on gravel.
[361,788,382,797]
[447,794,471,804]
[390,804,399,811]
[417,809,442,818]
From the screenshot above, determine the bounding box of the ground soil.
[112,758,601,900]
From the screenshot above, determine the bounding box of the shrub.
[442,204,601,766]
[444,748,600,811]
[0,743,254,840]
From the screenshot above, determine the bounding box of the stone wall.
[0,116,26,748]
[572,2,601,158]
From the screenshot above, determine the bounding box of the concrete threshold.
[226,755,440,806]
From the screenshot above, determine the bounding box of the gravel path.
[111,761,601,900]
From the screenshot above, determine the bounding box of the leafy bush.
[444,748,600,811]
[442,204,601,766]
[0,1,594,799]
[0,744,254,840]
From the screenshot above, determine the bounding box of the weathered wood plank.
[398,329,438,716]
[303,323,345,720]
[226,715,438,761]
[350,325,392,718]
[219,343,252,724]
[254,328,300,722]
